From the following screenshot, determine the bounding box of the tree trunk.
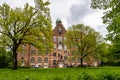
[12,49,18,70]
[80,58,83,67]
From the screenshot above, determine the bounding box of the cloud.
[67,0,95,25]
[68,4,88,22]
[66,0,108,37]
[0,0,34,8]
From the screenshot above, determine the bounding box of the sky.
[0,0,107,37]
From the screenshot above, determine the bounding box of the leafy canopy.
[65,24,104,66]
[0,0,52,69]
[91,0,120,61]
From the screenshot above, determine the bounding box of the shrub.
[77,72,93,80]
[100,71,117,80]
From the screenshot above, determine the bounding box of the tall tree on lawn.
[0,0,52,70]
[65,24,104,66]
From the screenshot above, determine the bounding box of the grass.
[0,66,120,80]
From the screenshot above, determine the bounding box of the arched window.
[53,52,56,57]
[44,57,48,63]
[31,57,35,63]
[21,59,25,66]
[38,57,42,63]
[53,60,56,65]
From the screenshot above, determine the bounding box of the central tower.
[52,19,67,67]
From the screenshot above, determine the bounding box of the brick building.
[17,19,75,68]
[17,19,99,68]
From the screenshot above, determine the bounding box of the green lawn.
[0,66,120,80]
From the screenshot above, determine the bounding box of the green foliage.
[0,46,12,68]
[65,24,104,66]
[104,44,120,66]
[77,72,93,80]
[96,43,110,64]
[100,71,118,80]
[0,0,52,69]
[91,0,120,63]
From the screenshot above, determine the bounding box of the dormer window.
[58,28,62,35]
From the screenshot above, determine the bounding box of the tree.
[0,0,52,70]
[91,0,120,62]
[0,43,12,68]
[65,24,103,66]
[96,43,110,65]
[106,44,120,65]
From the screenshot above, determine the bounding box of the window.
[21,53,24,57]
[44,57,48,63]
[53,60,56,65]
[31,57,35,63]
[53,36,57,42]
[64,51,67,53]
[31,50,36,54]
[53,52,56,57]
[64,45,67,51]
[58,43,63,50]
[58,54,60,57]
[38,57,42,63]
[21,59,25,66]
[64,52,67,56]
[58,28,62,35]
[58,37,62,43]
[60,55,63,59]
[64,56,67,60]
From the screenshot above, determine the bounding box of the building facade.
[17,19,98,68]
[18,19,72,68]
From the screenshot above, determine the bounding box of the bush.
[99,71,118,80]
[17,66,31,69]
[77,72,93,80]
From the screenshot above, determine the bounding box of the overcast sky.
[0,0,107,37]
